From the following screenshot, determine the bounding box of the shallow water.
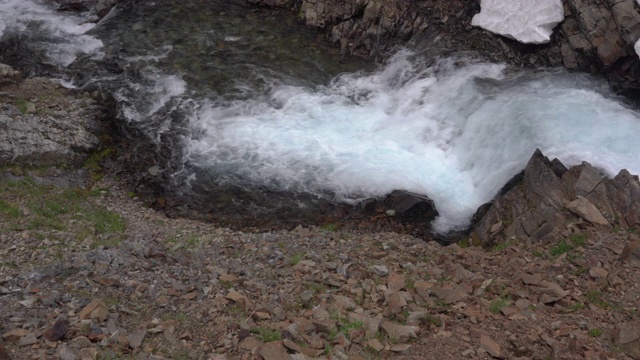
[3,0,640,232]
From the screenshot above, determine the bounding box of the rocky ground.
[1,171,640,360]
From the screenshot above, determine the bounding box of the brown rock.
[17,333,37,346]
[387,272,405,292]
[44,319,70,341]
[225,290,254,309]
[332,295,356,311]
[127,327,147,349]
[380,321,418,341]
[480,335,506,359]
[566,196,610,227]
[366,338,385,352]
[390,344,412,353]
[521,273,544,286]
[78,299,109,321]
[621,241,640,267]
[538,281,567,304]
[613,322,640,358]
[312,319,337,335]
[259,341,289,360]
[239,337,263,352]
[283,339,324,358]
[2,329,28,343]
[0,344,9,360]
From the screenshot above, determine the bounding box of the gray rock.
[371,265,389,277]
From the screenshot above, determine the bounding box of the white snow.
[636,39,640,58]
[472,0,565,44]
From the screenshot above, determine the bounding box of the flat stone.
[2,329,28,343]
[589,267,608,279]
[366,339,384,352]
[312,319,337,335]
[239,336,263,352]
[387,272,405,292]
[18,332,37,346]
[332,294,356,310]
[127,328,147,349]
[566,196,610,227]
[380,321,418,341]
[259,341,289,360]
[538,281,567,304]
[480,335,506,359]
[78,299,109,321]
[390,344,412,353]
[521,273,544,286]
[283,339,324,358]
[614,322,640,358]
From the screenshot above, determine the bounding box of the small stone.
[127,327,147,349]
[18,332,37,346]
[313,319,337,335]
[25,102,36,114]
[18,297,36,308]
[589,267,608,279]
[380,321,418,341]
[78,299,109,321]
[260,341,289,360]
[239,336,262,352]
[300,290,314,302]
[366,339,384,352]
[332,295,356,310]
[148,166,160,176]
[390,344,411,353]
[2,329,28,343]
[371,265,389,277]
[44,319,70,341]
[480,335,506,359]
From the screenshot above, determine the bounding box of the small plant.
[92,210,126,234]
[320,223,339,232]
[586,291,613,309]
[490,297,511,314]
[289,253,303,266]
[252,327,282,342]
[588,328,603,338]
[549,241,573,257]
[532,250,546,258]
[569,233,587,247]
[566,302,585,312]
[492,241,511,252]
[0,199,20,218]
[405,275,415,289]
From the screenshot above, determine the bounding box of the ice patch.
[472,0,564,44]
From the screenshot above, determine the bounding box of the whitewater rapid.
[4,0,640,233]
[188,51,640,232]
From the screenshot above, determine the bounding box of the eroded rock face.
[471,0,564,44]
[471,149,640,247]
[242,0,640,98]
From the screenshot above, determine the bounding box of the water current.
[3,0,640,233]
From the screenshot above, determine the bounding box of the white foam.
[188,50,640,232]
[0,0,103,66]
[471,0,564,44]
[635,38,640,58]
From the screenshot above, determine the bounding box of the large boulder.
[471,150,640,247]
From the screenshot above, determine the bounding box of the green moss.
[251,327,281,342]
[489,297,511,314]
[13,98,28,114]
[0,199,20,218]
[569,233,587,247]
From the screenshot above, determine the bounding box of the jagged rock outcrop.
[471,149,640,248]
[0,63,103,167]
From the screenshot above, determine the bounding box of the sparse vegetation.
[588,328,603,337]
[251,327,281,342]
[490,297,511,314]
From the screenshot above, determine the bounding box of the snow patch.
[472,0,564,44]
[636,38,640,58]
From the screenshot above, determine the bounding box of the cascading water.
[3,0,640,233]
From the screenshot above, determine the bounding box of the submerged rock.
[471,149,640,247]
[471,0,564,44]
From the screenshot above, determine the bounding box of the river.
[3,0,640,233]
